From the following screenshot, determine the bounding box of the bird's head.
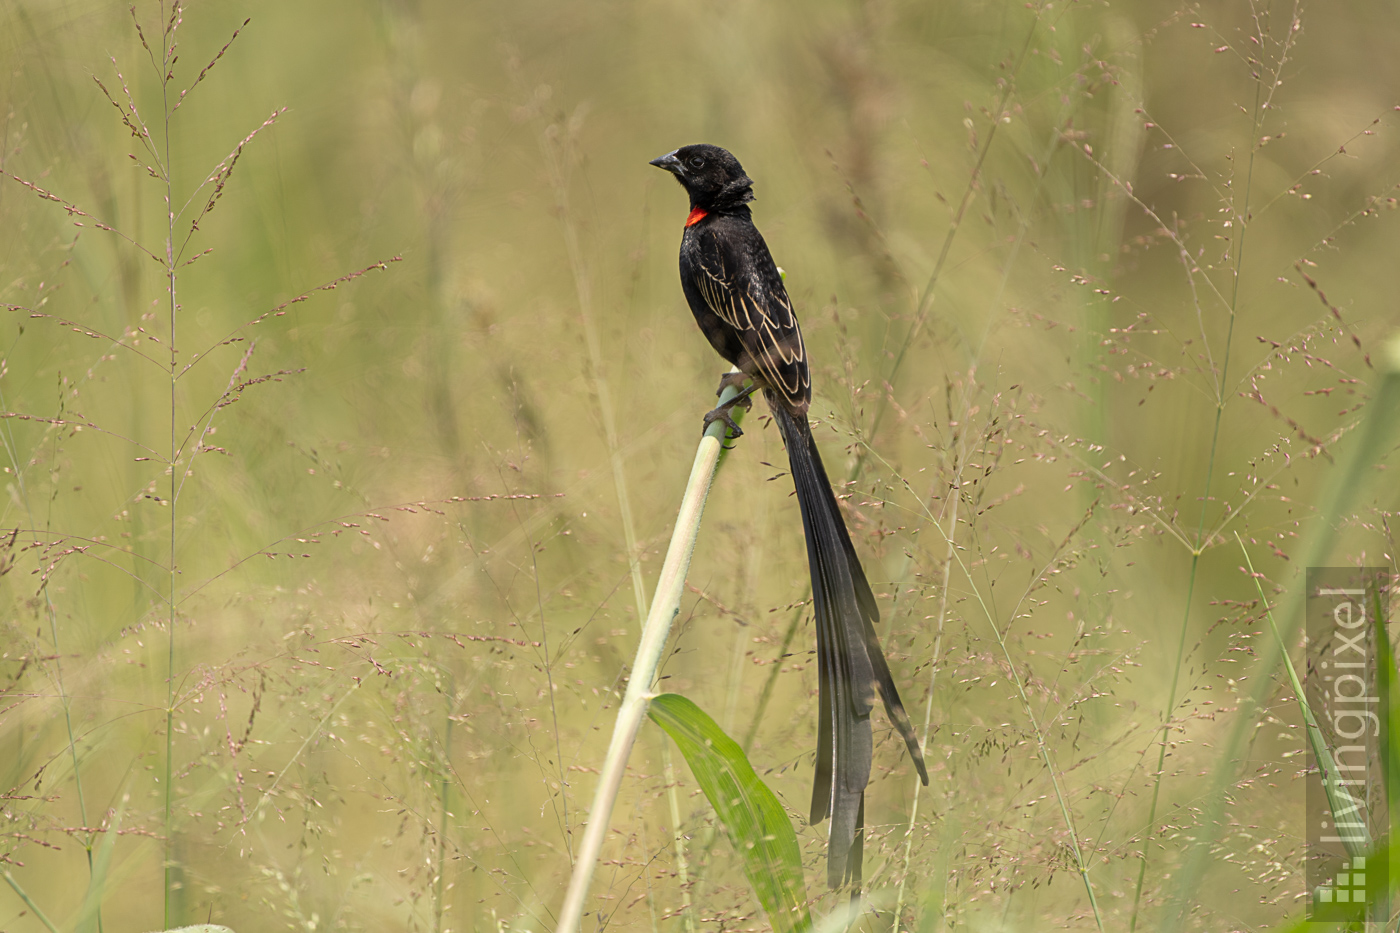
[649,144,754,210]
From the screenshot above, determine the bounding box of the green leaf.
[648,693,810,933]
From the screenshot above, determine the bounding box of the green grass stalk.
[1129,12,1303,922]
[3,871,59,933]
[856,4,1044,470]
[556,379,745,933]
[0,394,95,894]
[740,599,806,755]
[434,705,453,933]
[1238,534,1370,858]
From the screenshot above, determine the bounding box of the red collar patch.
[685,206,709,227]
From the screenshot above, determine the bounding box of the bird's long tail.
[767,393,929,889]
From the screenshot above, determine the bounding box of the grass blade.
[649,693,810,933]
[1239,537,1371,857]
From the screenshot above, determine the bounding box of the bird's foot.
[702,404,745,445]
[703,373,759,446]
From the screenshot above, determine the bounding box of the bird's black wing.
[689,219,811,412]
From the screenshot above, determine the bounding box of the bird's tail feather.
[768,395,928,889]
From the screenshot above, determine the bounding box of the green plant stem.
[970,531,1105,932]
[539,122,649,624]
[1133,12,1309,926]
[1238,535,1370,857]
[885,446,1105,929]
[539,113,653,871]
[0,400,94,890]
[870,422,1106,929]
[556,381,743,933]
[1129,55,1265,933]
[3,871,59,933]
[1127,547,1200,932]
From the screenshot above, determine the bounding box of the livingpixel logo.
[1305,567,1389,924]
[1314,855,1368,906]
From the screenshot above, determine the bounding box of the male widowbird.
[650,143,929,888]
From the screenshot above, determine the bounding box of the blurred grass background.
[2,0,1398,930]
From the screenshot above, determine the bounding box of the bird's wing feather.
[692,229,810,410]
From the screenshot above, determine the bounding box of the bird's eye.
[688,155,705,169]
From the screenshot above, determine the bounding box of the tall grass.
[1,0,1398,930]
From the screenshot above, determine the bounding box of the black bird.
[650,143,928,888]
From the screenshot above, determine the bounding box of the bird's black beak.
[649,151,682,174]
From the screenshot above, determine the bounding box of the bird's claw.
[702,405,745,440]
[705,372,759,441]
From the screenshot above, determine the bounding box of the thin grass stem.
[2,871,59,933]
[1128,9,1293,922]
[556,380,744,933]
